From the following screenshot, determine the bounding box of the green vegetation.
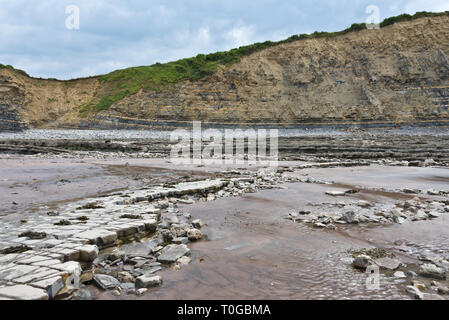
[298,22,368,39]
[95,40,292,111]
[380,11,449,27]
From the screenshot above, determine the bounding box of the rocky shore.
[1,127,449,165]
[0,129,449,300]
[0,164,305,299]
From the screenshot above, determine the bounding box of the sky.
[1,0,448,80]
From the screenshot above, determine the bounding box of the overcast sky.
[1,0,448,79]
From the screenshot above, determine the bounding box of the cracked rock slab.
[0,284,49,300]
[157,244,190,264]
[93,274,121,290]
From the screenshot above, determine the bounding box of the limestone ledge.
[0,178,226,300]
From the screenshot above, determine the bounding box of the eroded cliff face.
[1,15,449,131]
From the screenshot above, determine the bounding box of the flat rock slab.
[75,230,117,247]
[157,244,190,263]
[30,275,64,299]
[0,264,40,282]
[0,284,49,300]
[93,274,121,290]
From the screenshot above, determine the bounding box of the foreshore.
[0,129,448,300]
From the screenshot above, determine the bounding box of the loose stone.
[135,275,162,289]
[93,274,121,290]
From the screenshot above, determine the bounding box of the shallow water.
[94,165,449,300]
[98,183,408,300]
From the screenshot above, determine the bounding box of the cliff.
[1,13,449,131]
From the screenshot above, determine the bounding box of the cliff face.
[0,76,27,131]
[1,15,449,131]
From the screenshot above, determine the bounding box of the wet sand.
[0,156,216,218]
[85,163,448,300]
[1,149,448,300]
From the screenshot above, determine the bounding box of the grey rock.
[407,271,417,277]
[71,289,93,300]
[79,245,99,262]
[419,263,446,280]
[428,212,441,218]
[30,275,64,299]
[0,285,49,300]
[341,211,358,224]
[403,188,420,194]
[157,244,190,263]
[93,274,121,290]
[120,282,135,294]
[427,189,440,195]
[135,275,162,289]
[136,288,147,296]
[141,266,162,274]
[393,271,406,278]
[437,285,449,295]
[353,255,375,270]
[414,210,428,221]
